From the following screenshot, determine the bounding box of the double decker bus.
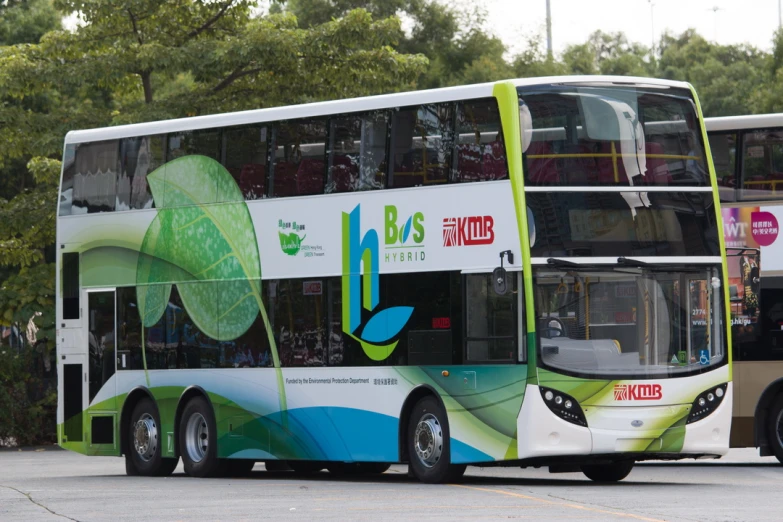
[56,76,731,484]
[706,113,783,463]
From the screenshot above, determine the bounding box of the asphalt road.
[0,448,780,521]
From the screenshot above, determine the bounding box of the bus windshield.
[534,265,726,378]
[520,83,709,187]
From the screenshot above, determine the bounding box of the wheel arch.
[174,385,216,458]
[398,384,447,463]
[119,386,157,457]
[753,378,783,454]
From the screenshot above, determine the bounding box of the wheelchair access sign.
[699,349,710,365]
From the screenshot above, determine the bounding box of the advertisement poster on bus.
[721,207,773,339]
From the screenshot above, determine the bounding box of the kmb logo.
[613,383,662,401]
[443,216,494,247]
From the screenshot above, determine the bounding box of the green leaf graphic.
[278,231,305,256]
[136,155,286,422]
[137,155,263,341]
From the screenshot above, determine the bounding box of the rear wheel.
[581,461,634,482]
[407,396,466,483]
[179,396,221,478]
[766,394,783,464]
[126,397,178,476]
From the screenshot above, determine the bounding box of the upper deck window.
[60,141,119,214]
[271,120,327,198]
[117,135,164,211]
[738,129,783,201]
[527,191,720,258]
[389,104,453,188]
[453,99,508,183]
[520,84,710,187]
[223,125,268,200]
[708,132,737,202]
[326,111,388,193]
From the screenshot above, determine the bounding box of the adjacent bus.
[57,76,731,483]
[706,113,783,463]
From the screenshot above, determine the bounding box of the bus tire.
[126,397,178,476]
[407,396,466,483]
[179,396,221,478]
[581,461,634,482]
[766,394,783,464]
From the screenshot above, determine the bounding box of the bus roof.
[705,113,783,132]
[64,75,693,145]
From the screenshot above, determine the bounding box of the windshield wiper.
[617,256,650,268]
[546,257,583,269]
[616,257,709,272]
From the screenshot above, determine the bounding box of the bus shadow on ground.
[158,468,712,488]
[637,462,782,468]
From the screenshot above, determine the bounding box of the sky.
[480,0,782,55]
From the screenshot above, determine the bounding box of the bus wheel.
[407,396,466,483]
[179,396,221,478]
[289,461,325,473]
[581,461,634,482]
[766,394,783,464]
[126,397,178,476]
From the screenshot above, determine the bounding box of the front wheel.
[581,461,634,482]
[766,394,783,464]
[126,397,178,476]
[179,396,221,478]
[407,396,466,483]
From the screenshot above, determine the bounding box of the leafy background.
[3,0,783,445]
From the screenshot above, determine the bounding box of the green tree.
[510,34,568,78]
[656,29,765,116]
[283,0,510,87]
[0,0,61,46]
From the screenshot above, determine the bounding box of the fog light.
[545,390,554,401]
[715,388,724,398]
[707,393,715,402]
[555,396,563,405]
[699,397,706,407]
[564,400,572,409]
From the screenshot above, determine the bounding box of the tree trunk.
[141,71,153,104]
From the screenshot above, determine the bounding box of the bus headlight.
[539,387,587,427]
[687,383,728,424]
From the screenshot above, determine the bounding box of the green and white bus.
[706,113,783,463]
[57,76,732,483]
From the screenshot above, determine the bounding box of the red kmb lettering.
[613,383,662,401]
[442,215,494,247]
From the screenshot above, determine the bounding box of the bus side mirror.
[493,250,514,295]
[493,267,508,295]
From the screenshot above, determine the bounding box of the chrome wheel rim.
[185,412,209,464]
[133,413,158,462]
[776,408,783,450]
[414,413,443,468]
